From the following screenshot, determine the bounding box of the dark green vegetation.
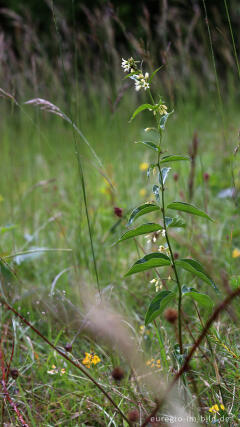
[1,1,240,426]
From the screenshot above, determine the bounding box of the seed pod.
[164,308,178,324]
[65,343,72,352]
[128,409,139,422]
[10,368,19,379]
[111,367,124,381]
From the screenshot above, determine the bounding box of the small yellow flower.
[139,162,149,171]
[209,403,225,413]
[82,352,101,368]
[0,195,3,202]
[139,188,147,197]
[232,248,240,258]
[146,358,161,369]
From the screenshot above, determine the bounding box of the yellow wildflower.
[139,188,147,197]
[139,162,149,171]
[0,195,3,202]
[82,352,101,369]
[232,248,240,258]
[146,358,161,369]
[209,403,225,413]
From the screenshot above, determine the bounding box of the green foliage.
[127,203,160,225]
[167,201,213,221]
[125,253,171,276]
[145,290,176,325]
[118,223,163,243]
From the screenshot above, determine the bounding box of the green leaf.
[145,290,175,325]
[152,185,160,202]
[125,252,171,276]
[165,216,186,228]
[149,65,164,83]
[175,258,218,292]
[128,203,160,226]
[159,167,171,186]
[135,141,159,152]
[160,155,190,164]
[118,223,163,243]
[129,103,154,122]
[182,287,213,309]
[167,202,213,221]
[159,111,173,130]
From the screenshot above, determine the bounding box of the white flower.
[121,58,130,72]
[162,230,166,237]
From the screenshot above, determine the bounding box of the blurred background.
[1,0,240,100]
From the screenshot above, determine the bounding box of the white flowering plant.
[118,58,217,355]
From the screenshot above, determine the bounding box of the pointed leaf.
[183,288,213,309]
[167,202,213,221]
[118,223,163,243]
[159,167,171,186]
[145,291,175,325]
[175,258,218,292]
[160,155,190,164]
[125,252,171,276]
[135,141,159,152]
[128,203,160,226]
[129,103,154,122]
[165,216,186,228]
[149,65,164,83]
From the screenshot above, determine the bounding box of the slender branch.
[158,148,183,354]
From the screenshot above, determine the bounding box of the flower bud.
[203,172,210,182]
[10,368,19,379]
[65,343,72,352]
[128,409,139,422]
[114,207,123,218]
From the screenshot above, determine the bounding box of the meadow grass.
[1,85,240,426]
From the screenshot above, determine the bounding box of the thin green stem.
[148,88,183,353]
[158,155,183,354]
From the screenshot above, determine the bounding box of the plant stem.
[148,88,183,353]
[157,135,183,354]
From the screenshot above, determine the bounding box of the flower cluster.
[82,351,101,369]
[133,72,150,92]
[47,364,66,376]
[150,278,161,292]
[209,404,225,413]
[121,57,150,92]
[121,57,138,73]
[146,358,161,369]
[150,103,167,116]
